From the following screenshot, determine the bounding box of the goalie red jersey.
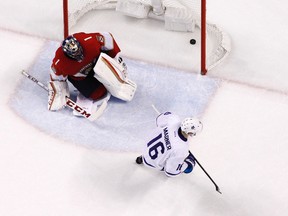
[48,31,136,118]
[51,32,121,80]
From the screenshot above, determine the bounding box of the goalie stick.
[21,70,105,121]
[151,104,222,194]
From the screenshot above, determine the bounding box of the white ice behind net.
[67,0,230,70]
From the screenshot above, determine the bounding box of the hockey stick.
[189,151,222,194]
[21,70,105,121]
[151,104,221,194]
[151,104,160,115]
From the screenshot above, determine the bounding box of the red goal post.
[62,0,230,75]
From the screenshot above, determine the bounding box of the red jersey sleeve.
[93,32,121,58]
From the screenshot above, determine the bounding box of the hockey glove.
[183,152,196,174]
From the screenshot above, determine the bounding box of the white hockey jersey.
[142,112,190,177]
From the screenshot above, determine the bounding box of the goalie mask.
[181,117,203,137]
[62,36,84,61]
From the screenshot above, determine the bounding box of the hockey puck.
[136,156,143,164]
[190,39,196,45]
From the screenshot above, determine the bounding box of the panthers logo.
[79,63,93,76]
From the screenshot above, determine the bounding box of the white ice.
[1,1,288,216]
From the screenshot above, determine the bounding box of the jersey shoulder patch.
[96,35,105,44]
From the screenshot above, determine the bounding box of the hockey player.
[136,112,203,177]
[48,32,136,117]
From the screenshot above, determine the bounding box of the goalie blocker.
[94,53,137,101]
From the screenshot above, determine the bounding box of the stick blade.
[216,186,222,194]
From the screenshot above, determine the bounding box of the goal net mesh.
[65,0,230,72]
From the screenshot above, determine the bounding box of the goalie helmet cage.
[62,0,230,75]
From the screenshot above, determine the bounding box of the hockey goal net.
[63,0,230,75]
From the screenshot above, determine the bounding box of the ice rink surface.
[1,1,288,216]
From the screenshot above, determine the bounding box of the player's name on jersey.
[163,127,172,150]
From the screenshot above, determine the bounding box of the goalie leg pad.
[48,80,70,111]
[94,53,137,101]
[73,92,111,118]
[115,78,137,101]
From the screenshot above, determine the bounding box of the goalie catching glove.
[48,80,70,111]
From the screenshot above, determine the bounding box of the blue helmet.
[62,36,84,61]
